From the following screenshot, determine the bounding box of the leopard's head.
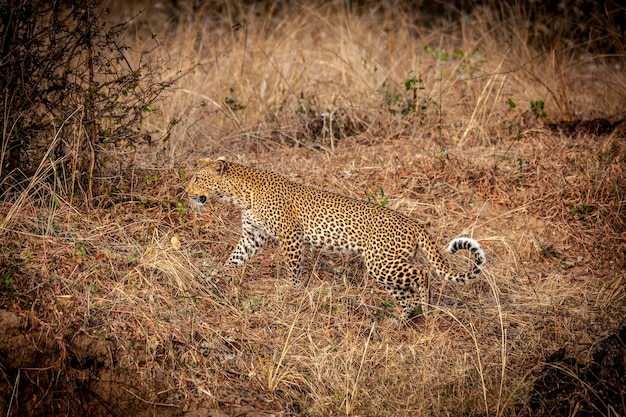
[185,158,231,209]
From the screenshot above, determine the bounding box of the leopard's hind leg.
[364,255,429,321]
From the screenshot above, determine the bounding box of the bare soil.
[0,308,280,416]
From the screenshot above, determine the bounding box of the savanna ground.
[1,1,625,416]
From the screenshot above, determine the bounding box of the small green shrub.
[530,99,547,119]
[382,73,426,116]
[366,187,389,207]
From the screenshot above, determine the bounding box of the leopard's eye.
[198,196,207,204]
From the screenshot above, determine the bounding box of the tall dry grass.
[1,1,625,416]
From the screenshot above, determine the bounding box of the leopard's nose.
[198,196,207,204]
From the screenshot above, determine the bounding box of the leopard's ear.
[213,158,228,176]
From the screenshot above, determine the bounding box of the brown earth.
[528,319,626,416]
[0,309,282,416]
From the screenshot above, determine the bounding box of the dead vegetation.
[1,1,625,416]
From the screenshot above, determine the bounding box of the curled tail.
[442,237,486,284]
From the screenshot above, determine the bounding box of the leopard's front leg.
[225,211,271,268]
[276,227,304,286]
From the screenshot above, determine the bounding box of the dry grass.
[1,1,625,416]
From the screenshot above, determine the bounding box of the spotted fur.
[186,159,486,320]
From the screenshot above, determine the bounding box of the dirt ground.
[0,307,279,416]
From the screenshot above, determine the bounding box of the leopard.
[185,158,486,321]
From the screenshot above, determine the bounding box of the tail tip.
[447,237,486,270]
